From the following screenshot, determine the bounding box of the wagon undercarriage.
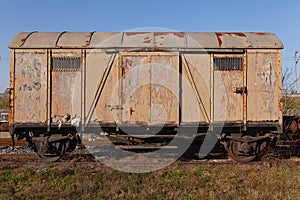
[12,122,281,162]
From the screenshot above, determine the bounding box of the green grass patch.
[0,161,300,199]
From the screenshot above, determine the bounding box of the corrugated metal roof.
[9,32,283,49]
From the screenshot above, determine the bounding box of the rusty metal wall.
[121,54,149,124]
[120,53,179,125]
[247,50,282,122]
[214,70,244,122]
[85,50,117,124]
[181,53,211,123]
[213,54,244,122]
[11,46,282,128]
[51,50,81,118]
[150,55,179,125]
[14,50,47,123]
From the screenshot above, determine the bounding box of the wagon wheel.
[228,139,258,163]
[34,138,69,162]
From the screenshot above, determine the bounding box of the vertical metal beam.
[243,52,247,131]
[118,54,123,125]
[210,54,214,131]
[175,54,180,126]
[81,49,86,132]
[47,49,52,132]
[179,54,182,126]
[278,50,283,133]
[9,49,15,135]
[148,55,151,123]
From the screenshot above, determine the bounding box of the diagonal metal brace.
[85,54,116,126]
[181,54,210,122]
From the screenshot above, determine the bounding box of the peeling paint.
[14,51,47,122]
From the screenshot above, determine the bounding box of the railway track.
[1,147,300,169]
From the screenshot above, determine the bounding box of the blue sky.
[0,0,299,92]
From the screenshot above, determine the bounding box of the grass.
[0,160,300,199]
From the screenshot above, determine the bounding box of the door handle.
[233,87,247,95]
[130,107,135,115]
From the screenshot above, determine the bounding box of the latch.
[233,86,247,95]
[130,107,135,115]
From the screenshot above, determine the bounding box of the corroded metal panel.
[56,32,93,48]
[186,33,219,49]
[9,32,34,48]
[51,51,81,118]
[9,49,15,132]
[214,70,243,122]
[245,32,284,49]
[247,50,281,121]
[213,54,244,122]
[181,54,211,123]
[22,32,62,48]
[90,32,122,48]
[122,32,154,48]
[85,51,120,123]
[215,33,250,48]
[153,32,186,48]
[150,55,179,125]
[121,55,150,124]
[14,50,47,123]
[51,71,81,116]
[120,53,179,125]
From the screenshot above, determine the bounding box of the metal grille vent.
[52,56,81,71]
[214,57,243,71]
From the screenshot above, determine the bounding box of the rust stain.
[84,32,95,47]
[125,32,148,36]
[143,39,152,44]
[278,98,283,111]
[154,32,185,38]
[253,32,267,35]
[215,32,247,47]
[172,32,185,38]
[19,31,38,47]
[218,32,246,37]
[215,33,223,47]
[143,36,152,44]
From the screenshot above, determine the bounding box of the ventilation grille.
[52,56,81,71]
[214,57,243,71]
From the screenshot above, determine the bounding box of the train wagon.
[8,32,283,162]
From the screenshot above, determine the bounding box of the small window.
[214,57,243,71]
[52,56,81,71]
